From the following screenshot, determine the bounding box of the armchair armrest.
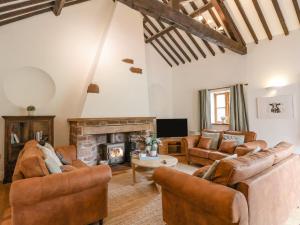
[182,135,200,153]
[235,140,268,156]
[10,165,112,207]
[153,167,248,224]
[55,145,77,162]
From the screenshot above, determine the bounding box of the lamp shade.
[87,83,100,94]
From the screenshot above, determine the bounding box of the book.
[139,156,159,161]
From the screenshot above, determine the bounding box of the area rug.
[104,163,300,225]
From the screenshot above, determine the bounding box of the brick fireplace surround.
[68,117,155,166]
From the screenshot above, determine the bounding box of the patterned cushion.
[202,132,221,150]
[222,134,245,146]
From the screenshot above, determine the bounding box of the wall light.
[266,76,289,89]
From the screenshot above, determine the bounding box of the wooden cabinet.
[2,116,55,183]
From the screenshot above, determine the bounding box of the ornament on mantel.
[87,83,100,94]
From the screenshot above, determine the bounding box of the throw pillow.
[45,157,62,174]
[223,134,245,146]
[246,146,262,156]
[197,137,212,149]
[202,154,237,180]
[56,152,71,165]
[60,165,77,173]
[37,143,63,167]
[201,132,220,150]
[219,140,237,154]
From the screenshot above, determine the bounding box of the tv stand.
[159,137,186,162]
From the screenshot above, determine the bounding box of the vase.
[152,143,158,151]
[150,150,157,157]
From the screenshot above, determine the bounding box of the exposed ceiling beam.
[211,0,245,45]
[252,0,272,40]
[116,0,247,55]
[144,15,185,64]
[271,0,289,35]
[53,0,66,16]
[292,0,300,24]
[188,2,215,56]
[189,2,213,18]
[144,23,180,65]
[156,20,192,62]
[145,26,174,43]
[144,33,173,67]
[234,0,258,44]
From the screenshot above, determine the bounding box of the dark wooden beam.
[189,2,213,18]
[211,0,245,45]
[0,2,54,21]
[188,2,215,56]
[53,0,66,16]
[117,0,247,55]
[144,15,185,64]
[186,32,206,58]
[144,23,180,65]
[271,0,289,35]
[252,0,272,40]
[234,0,258,44]
[156,20,192,62]
[144,33,173,67]
[145,26,174,43]
[0,0,49,13]
[292,0,300,24]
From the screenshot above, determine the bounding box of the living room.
[0,0,300,225]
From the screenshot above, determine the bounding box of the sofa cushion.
[189,148,211,159]
[201,131,221,150]
[61,165,77,173]
[266,142,294,164]
[222,134,245,146]
[72,160,88,168]
[197,137,212,149]
[19,146,49,178]
[224,131,256,143]
[208,151,230,161]
[219,140,237,154]
[192,165,211,177]
[213,151,275,186]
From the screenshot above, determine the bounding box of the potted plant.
[26,105,36,116]
[145,135,161,157]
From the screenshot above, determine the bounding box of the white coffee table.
[131,154,178,184]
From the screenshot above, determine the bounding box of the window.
[210,90,230,124]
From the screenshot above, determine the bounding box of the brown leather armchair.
[2,140,112,225]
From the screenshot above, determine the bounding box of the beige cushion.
[201,131,221,150]
[213,151,275,186]
[189,148,211,159]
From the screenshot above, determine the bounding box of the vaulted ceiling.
[1,0,300,67]
[118,0,300,67]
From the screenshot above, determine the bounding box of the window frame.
[213,92,230,124]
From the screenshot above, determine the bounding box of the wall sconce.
[87,83,100,94]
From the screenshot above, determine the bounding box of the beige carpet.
[105,163,300,225]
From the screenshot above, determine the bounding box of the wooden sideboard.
[2,116,55,183]
[159,137,186,162]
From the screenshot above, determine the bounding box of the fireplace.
[100,143,125,165]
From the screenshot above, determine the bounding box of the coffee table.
[131,154,178,184]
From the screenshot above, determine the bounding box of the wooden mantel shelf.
[67,117,156,123]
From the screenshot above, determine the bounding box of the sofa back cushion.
[219,140,237,154]
[213,151,275,186]
[197,137,212,149]
[18,140,49,179]
[202,130,223,149]
[224,131,256,143]
[265,142,294,164]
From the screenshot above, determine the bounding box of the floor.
[1,164,300,225]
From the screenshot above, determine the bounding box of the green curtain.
[199,89,211,131]
[230,84,249,131]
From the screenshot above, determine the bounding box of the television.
[156,119,188,138]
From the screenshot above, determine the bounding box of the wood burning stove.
[100,143,125,165]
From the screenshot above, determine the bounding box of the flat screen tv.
[156,119,188,138]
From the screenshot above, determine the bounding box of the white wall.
[172,30,300,149]
[145,45,173,118]
[0,0,116,180]
[82,3,150,117]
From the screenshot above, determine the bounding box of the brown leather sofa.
[1,140,112,225]
[154,142,300,225]
[182,130,268,166]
